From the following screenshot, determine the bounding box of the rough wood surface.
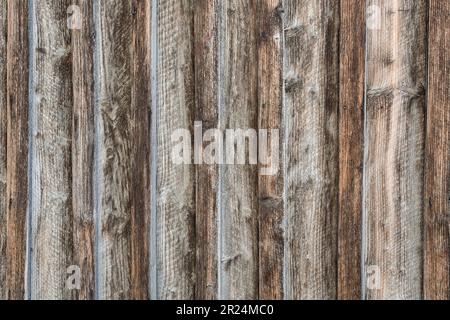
[30,0,74,300]
[257,0,284,300]
[96,0,151,299]
[338,0,365,300]
[424,0,450,301]
[284,0,340,299]
[5,0,29,300]
[156,0,195,299]
[194,0,218,300]
[364,0,427,300]
[0,0,7,300]
[219,0,259,300]
[71,0,95,300]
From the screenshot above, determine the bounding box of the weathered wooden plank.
[284,0,340,299]
[338,0,365,300]
[424,0,450,301]
[71,0,95,300]
[219,0,259,300]
[0,0,7,300]
[194,0,218,300]
[96,0,151,299]
[30,0,74,300]
[364,0,427,300]
[257,0,284,300]
[156,0,195,299]
[5,0,29,300]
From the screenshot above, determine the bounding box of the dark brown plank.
[284,0,340,299]
[424,0,450,301]
[96,0,151,299]
[364,0,427,299]
[194,0,218,300]
[71,0,95,300]
[338,0,365,300]
[257,0,284,300]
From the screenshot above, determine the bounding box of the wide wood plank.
[156,0,195,299]
[0,0,7,300]
[71,0,95,300]
[257,0,284,300]
[364,0,427,300]
[194,0,219,300]
[219,0,259,299]
[30,0,74,300]
[6,0,29,300]
[96,0,151,299]
[338,0,365,300]
[424,0,450,301]
[284,0,340,299]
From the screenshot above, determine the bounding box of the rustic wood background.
[0,0,448,300]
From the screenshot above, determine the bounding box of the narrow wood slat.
[96,0,151,299]
[284,0,340,299]
[338,0,365,300]
[219,0,259,299]
[0,0,7,300]
[194,0,218,300]
[424,0,450,300]
[6,0,29,300]
[257,0,284,300]
[71,0,95,300]
[156,0,195,299]
[30,0,74,299]
[364,0,427,299]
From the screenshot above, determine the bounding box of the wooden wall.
[0,0,448,300]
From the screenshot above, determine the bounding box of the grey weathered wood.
[284,0,340,299]
[219,0,259,300]
[338,0,365,300]
[96,0,151,299]
[156,0,195,299]
[424,0,450,301]
[364,0,427,300]
[0,0,7,300]
[30,0,74,300]
[194,0,219,300]
[257,0,284,300]
[71,0,95,300]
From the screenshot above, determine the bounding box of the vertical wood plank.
[257,0,284,300]
[194,0,218,300]
[364,0,427,300]
[156,0,195,299]
[96,0,151,299]
[6,0,29,300]
[338,0,365,300]
[424,0,450,301]
[30,0,74,300]
[284,0,340,299]
[71,0,95,300]
[0,0,7,300]
[219,0,259,300]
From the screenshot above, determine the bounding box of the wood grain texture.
[338,0,365,300]
[5,0,29,300]
[0,0,6,300]
[71,0,95,300]
[194,0,218,300]
[257,0,284,300]
[156,0,195,299]
[364,0,427,300]
[424,0,450,301]
[30,0,74,300]
[284,0,340,299]
[96,0,151,299]
[220,0,259,300]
